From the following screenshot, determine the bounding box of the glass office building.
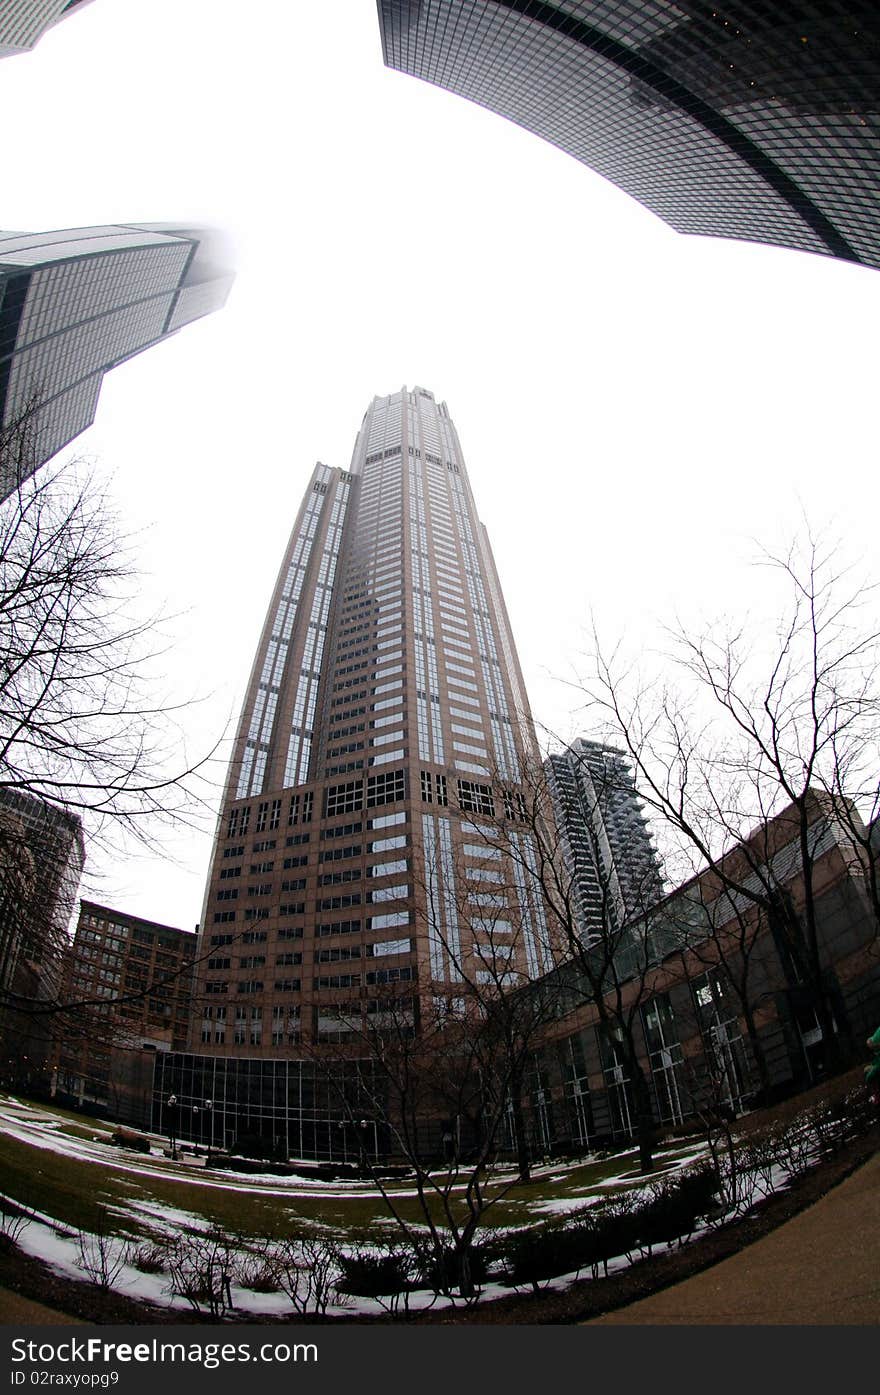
[377,1,880,271]
[0,223,233,498]
[0,1,94,58]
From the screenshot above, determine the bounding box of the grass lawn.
[0,1093,692,1247]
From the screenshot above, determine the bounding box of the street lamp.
[357,1118,369,1172]
[192,1105,200,1156]
[166,1095,178,1160]
[204,1099,213,1155]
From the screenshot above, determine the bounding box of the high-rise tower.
[0,1,94,59]
[546,738,664,943]
[190,387,555,1060]
[377,2,880,272]
[0,223,233,498]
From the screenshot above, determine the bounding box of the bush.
[337,1246,414,1298]
[110,1129,150,1154]
[636,1164,721,1251]
[418,1243,489,1295]
[268,1236,344,1316]
[230,1133,274,1161]
[125,1241,167,1275]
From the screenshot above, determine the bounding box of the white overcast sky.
[4,0,880,930]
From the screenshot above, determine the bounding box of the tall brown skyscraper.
[189,387,554,1063]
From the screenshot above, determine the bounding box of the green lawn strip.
[0,1132,153,1237]
[3,1097,701,1250]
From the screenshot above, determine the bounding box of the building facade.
[377,1,880,271]
[157,388,555,1151]
[0,223,233,497]
[546,738,664,942]
[52,900,196,1122]
[0,788,84,1091]
[516,795,880,1155]
[0,0,94,58]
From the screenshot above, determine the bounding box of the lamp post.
[192,1105,200,1156]
[204,1098,213,1156]
[357,1118,369,1172]
[166,1094,178,1160]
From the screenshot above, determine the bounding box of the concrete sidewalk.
[588,1151,880,1324]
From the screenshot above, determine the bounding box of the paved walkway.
[0,1286,81,1324]
[588,1151,880,1324]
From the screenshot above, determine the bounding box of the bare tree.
[416,821,565,1184]
[585,529,880,1079]
[507,752,674,1172]
[314,988,530,1304]
[0,453,214,839]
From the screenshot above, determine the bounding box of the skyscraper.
[546,738,664,943]
[377,2,880,271]
[190,387,555,1064]
[0,223,233,498]
[0,0,94,58]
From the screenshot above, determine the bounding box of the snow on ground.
[2,1093,815,1319]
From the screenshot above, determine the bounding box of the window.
[368,938,411,957]
[316,945,361,963]
[503,789,527,822]
[237,980,263,995]
[369,858,408,877]
[227,806,251,839]
[366,769,405,807]
[368,883,409,903]
[457,780,494,815]
[325,780,363,817]
[319,844,361,862]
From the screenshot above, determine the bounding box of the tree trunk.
[509,1080,532,1184]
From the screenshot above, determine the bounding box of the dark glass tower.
[0,223,233,498]
[377,1,880,270]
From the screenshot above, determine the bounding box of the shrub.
[110,1129,150,1154]
[337,1245,414,1298]
[418,1243,489,1296]
[634,1166,718,1253]
[0,1198,32,1249]
[499,1223,594,1292]
[164,1231,237,1317]
[76,1225,125,1292]
[125,1240,167,1275]
[268,1236,344,1316]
